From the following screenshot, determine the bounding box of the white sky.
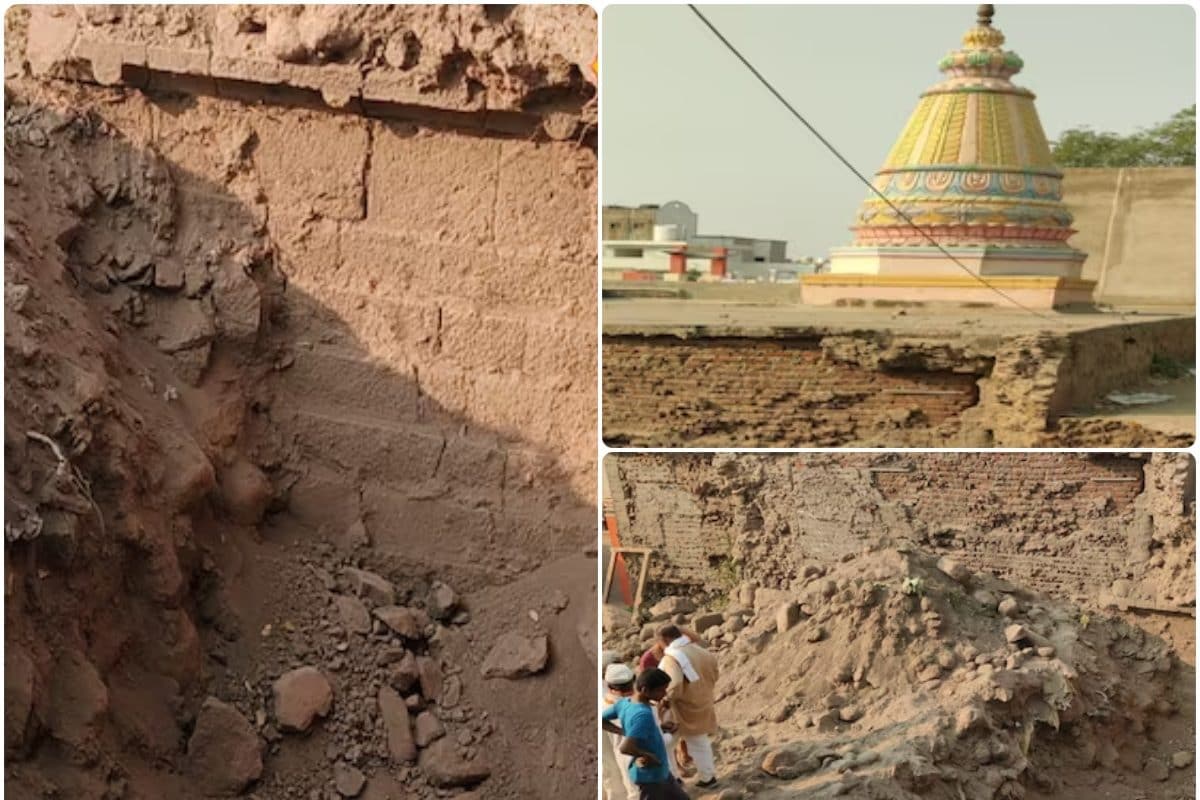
[601,4,1197,256]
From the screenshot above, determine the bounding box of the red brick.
[368,125,500,246]
[494,140,595,258]
[280,347,420,424]
[440,304,526,374]
[288,407,443,487]
[523,317,596,383]
[438,436,505,499]
[609,452,1156,600]
[603,337,978,447]
[254,111,369,221]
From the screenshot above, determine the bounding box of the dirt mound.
[604,547,1195,799]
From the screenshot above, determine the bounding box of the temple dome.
[850,5,1078,249]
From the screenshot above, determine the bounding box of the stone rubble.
[605,546,1193,799]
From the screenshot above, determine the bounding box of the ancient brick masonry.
[24,66,600,565]
[272,114,598,559]
[13,4,599,551]
[603,336,979,447]
[606,453,1195,608]
[603,316,1195,448]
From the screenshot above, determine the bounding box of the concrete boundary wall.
[1063,167,1195,307]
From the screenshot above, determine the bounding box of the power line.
[685,4,1055,321]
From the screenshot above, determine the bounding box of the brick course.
[85,86,596,561]
[603,337,978,447]
[606,453,1193,603]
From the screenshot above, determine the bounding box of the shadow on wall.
[4,80,595,800]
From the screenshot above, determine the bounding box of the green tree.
[1050,105,1195,167]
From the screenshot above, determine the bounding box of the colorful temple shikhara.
[807,5,1094,309]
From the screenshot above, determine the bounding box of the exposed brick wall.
[870,453,1144,522]
[607,453,1194,604]
[602,336,979,447]
[83,86,596,568]
[603,318,1196,448]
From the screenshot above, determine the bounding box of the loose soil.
[603,547,1196,800]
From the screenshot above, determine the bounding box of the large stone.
[218,458,272,525]
[972,589,998,608]
[1004,624,1049,649]
[417,656,443,702]
[186,697,264,797]
[776,602,801,634]
[1172,751,1194,769]
[342,568,395,607]
[693,612,724,634]
[344,518,371,550]
[378,686,417,763]
[603,604,633,632]
[334,763,366,797]
[997,596,1020,618]
[935,556,971,584]
[419,737,491,788]
[648,596,694,621]
[918,664,942,683]
[272,667,333,732]
[334,594,372,635]
[839,705,863,723]
[210,257,262,340]
[954,706,982,738]
[45,648,109,745]
[480,633,550,679]
[761,747,820,779]
[428,581,459,622]
[1145,759,1170,782]
[387,651,421,693]
[413,710,445,747]
[5,647,37,755]
[374,606,431,639]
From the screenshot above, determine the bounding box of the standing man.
[638,626,706,674]
[602,669,690,800]
[657,624,720,789]
[602,662,640,800]
[601,652,632,800]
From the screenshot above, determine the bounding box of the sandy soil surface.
[601,298,1192,339]
[1067,374,1197,439]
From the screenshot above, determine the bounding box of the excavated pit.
[5,6,596,800]
[602,304,1195,449]
[602,453,1196,800]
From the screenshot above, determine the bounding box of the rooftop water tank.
[652,224,680,242]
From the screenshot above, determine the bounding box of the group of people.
[601,625,720,799]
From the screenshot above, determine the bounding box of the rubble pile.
[604,547,1195,799]
[197,539,557,798]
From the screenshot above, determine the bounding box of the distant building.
[601,200,806,282]
[602,201,699,241]
[602,205,657,241]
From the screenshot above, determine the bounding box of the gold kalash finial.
[977,5,995,27]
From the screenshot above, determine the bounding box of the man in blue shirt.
[602,668,689,799]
